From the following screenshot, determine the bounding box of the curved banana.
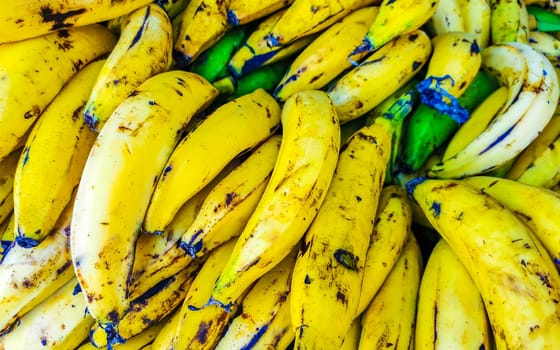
[328,29,432,123]
[414,239,491,350]
[358,233,422,350]
[0,203,73,334]
[0,278,94,350]
[0,24,116,161]
[290,118,392,349]
[173,0,231,67]
[273,6,379,102]
[83,4,173,131]
[143,89,281,235]
[408,177,560,350]
[227,0,295,25]
[215,249,296,350]
[457,0,491,48]
[490,0,529,44]
[355,185,413,316]
[209,90,340,311]
[13,59,102,248]
[429,42,559,178]
[429,0,465,36]
[71,71,218,329]
[0,150,20,228]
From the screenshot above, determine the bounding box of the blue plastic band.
[416,75,470,124]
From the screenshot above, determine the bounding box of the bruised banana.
[226,0,295,25]
[274,6,379,102]
[290,117,393,348]
[83,4,173,131]
[0,278,94,350]
[328,29,431,123]
[358,233,422,350]
[0,24,116,161]
[71,71,218,329]
[208,90,340,311]
[13,59,102,248]
[490,0,530,44]
[143,89,281,235]
[415,239,491,350]
[215,249,296,350]
[409,178,560,350]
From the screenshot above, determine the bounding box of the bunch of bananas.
[1,0,560,349]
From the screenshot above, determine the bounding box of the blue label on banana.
[416,75,470,124]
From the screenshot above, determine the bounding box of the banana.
[0,150,20,228]
[173,0,231,67]
[264,0,378,48]
[273,6,378,102]
[514,135,560,188]
[356,185,412,316]
[528,4,560,30]
[429,0,465,36]
[328,29,432,123]
[168,239,240,350]
[0,214,13,258]
[89,264,200,348]
[527,30,560,75]
[0,24,116,161]
[463,176,560,266]
[0,0,150,43]
[13,59,102,248]
[0,202,73,334]
[83,4,173,132]
[358,233,423,350]
[490,0,530,44]
[0,278,94,350]
[414,239,491,350]
[214,249,296,350]
[78,320,165,350]
[290,117,392,348]
[71,71,218,329]
[208,90,340,311]
[227,0,295,25]
[429,42,559,178]
[341,317,361,350]
[350,0,439,56]
[150,310,182,350]
[408,177,560,349]
[457,0,492,48]
[143,89,281,235]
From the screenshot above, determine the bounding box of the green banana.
[527,5,560,32]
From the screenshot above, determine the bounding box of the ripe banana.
[408,177,560,349]
[173,0,231,67]
[457,0,492,48]
[290,118,392,348]
[358,233,422,350]
[490,0,530,44]
[209,90,340,311]
[273,6,379,102]
[13,59,102,248]
[143,89,280,235]
[429,0,465,36]
[0,203,73,334]
[415,239,491,350]
[0,24,116,161]
[328,29,432,122]
[0,278,94,350]
[0,150,20,228]
[83,4,173,131]
[0,0,151,43]
[227,0,295,25]
[71,71,218,328]
[356,185,412,316]
[215,249,296,350]
[429,42,560,178]
[514,135,560,188]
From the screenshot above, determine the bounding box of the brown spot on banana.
[39,6,86,31]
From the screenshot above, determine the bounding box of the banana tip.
[227,10,239,26]
[405,176,427,195]
[348,39,374,65]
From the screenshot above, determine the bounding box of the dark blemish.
[163,165,172,177]
[15,235,39,248]
[356,131,376,144]
[195,321,209,343]
[361,56,386,66]
[470,40,480,54]
[529,324,540,332]
[40,336,47,346]
[304,274,311,284]
[22,278,32,288]
[433,303,438,343]
[56,260,72,275]
[299,238,311,256]
[524,243,531,249]
[412,61,422,71]
[129,90,139,97]
[520,259,527,267]
[348,39,374,63]
[479,345,485,350]
[309,73,324,84]
[549,142,555,150]
[129,6,151,49]
[195,2,208,14]
[15,18,24,25]
[103,322,126,348]
[71,105,83,121]
[72,59,84,72]
[179,230,204,258]
[148,100,156,106]
[133,275,176,306]
[536,271,552,288]
[24,105,41,119]
[355,195,362,202]
[118,125,132,132]
[479,124,515,155]
[408,33,419,41]
[225,192,236,206]
[240,324,269,350]
[72,282,82,295]
[554,257,560,265]
[336,290,347,304]
[333,249,358,271]
[405,176,427,195]
[264,34,280,48]
[227,9,239,26]
[174,88,184,96]
[430,201,441,218]
[21,147,30,166]
[39,6,86,31]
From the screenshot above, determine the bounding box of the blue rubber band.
[416,75,470,124]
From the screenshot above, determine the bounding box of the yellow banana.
[0,24,116,161]
[0,0,150,43]
[0,203,73,334]
[514,135,560,188]
[0,150,20,228]
[408,177,560,349]
[358,233,423,350]
[457,0,492,48]
[143,89,281,235]
[215,249,296,350]
[227,0,295,25]
[356,185,413,316]
[415,239,491,350]
[273,6,379,102]
[13,59,102,248]
[0,278,94,350]
[328,29,432,122]
[290,119,391,349]
[83,4,173,131]
[340,317,361,350]
[150,310,182,350]
[490,0,529,44]
[173,0,231,66]
[264,0,378,48]
[429,0,465,36]
[78,319,165,350]
[71,71,218,328]
[209,90,340,311]
[0,214,13,258]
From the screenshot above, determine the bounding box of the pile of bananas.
[1,0,560,349]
